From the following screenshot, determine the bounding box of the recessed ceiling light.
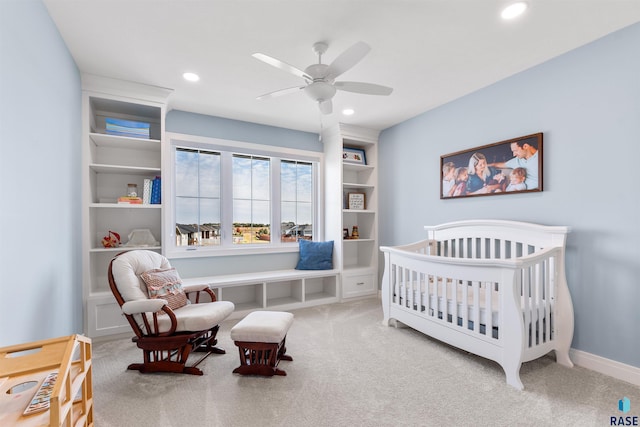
[501,2,528,20]
[183,72,200,82]
[342,108,355,116]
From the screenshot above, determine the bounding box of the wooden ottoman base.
[233,336,293,376]
[230,311,294,377]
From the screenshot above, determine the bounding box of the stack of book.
[117,196,143,204]
[105,117,150,139]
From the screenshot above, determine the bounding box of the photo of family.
[440,133,542,199]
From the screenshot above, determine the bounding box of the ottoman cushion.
[230,311,294,343]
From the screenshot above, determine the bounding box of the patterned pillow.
[140,268,188,311]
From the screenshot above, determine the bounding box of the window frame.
[164,132,324,258]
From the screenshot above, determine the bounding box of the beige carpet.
[91,297,640,426]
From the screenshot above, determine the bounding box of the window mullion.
[220,152,234,246]
[271,158,281,245]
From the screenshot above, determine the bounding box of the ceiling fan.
[252,41,393,115]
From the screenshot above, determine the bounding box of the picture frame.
[440,133,543,199]
[348,192,366,210]
[343,146,367,165]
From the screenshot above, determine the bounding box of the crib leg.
[555,348,574,368]
[503,362,524,391]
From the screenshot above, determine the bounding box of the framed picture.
[348,192,366,210]
[440,133,543,199]
[343,146,367,165]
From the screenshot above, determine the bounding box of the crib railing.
[383,240,562,350]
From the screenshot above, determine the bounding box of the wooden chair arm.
[185,287,218,303]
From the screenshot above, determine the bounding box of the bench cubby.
[181,269,340,319]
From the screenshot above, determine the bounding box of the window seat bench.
[180,269,340,319]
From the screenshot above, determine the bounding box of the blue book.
[105,117,150,138]
[151,176,161,204]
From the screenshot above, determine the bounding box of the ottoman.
[230,311,294,376]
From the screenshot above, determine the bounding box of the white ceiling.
[42,0,640,134]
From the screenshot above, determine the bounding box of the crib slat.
[440,276,448,322]
[408,269,415,310]
[462,280,469,332]
[522,267,532,347]
[545,257,552,342]
[392,264,398,304]
[451,278,458,327]
[472,281,480,333]
[485,281,492,336]
[533,262,542,345]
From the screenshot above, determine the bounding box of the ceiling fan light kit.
[253,41,393,115]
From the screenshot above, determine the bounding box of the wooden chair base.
[232,337,292,376]
[129,326,224,376]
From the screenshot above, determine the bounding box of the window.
[232,155,270,244]
[281,160,313,242]
[175,148,221,247]
[167,135,321,256]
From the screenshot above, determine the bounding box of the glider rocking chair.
[108,250,234,375]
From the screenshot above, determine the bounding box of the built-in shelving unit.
[323,124,379,299]
[81,74,172,337]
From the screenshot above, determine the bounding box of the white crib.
[380,220,574,390]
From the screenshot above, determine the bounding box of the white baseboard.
[570,348,640,387]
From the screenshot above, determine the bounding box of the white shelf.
[89,163,160,175]
[343,209,375,214]
[90,245,162,253]
[89,203,162,209]
[343,182,374,189]
[90,132,160,150]
[343,162,374,172]
[343,238,375,243]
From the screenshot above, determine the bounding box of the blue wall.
[167,110,322,152]
[0,0,82,346]
[378,23,640,367]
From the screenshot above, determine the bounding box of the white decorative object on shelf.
[123,229,159,247]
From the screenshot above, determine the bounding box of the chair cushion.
[111,250,171,302]
[295,239,333,270]
[154,301,235,333]
[140,268,188,311]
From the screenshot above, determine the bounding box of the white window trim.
[164,132,324,259]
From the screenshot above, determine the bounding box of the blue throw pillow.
[295,239,334,270]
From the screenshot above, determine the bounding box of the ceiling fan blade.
[319,99,333,115]
[326,41,371,80]
[334,81,393,96]
[256,86,305,100]
[252,53,312,82]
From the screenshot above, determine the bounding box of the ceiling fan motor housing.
[303,63,335,101]
[304,81,336,102]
